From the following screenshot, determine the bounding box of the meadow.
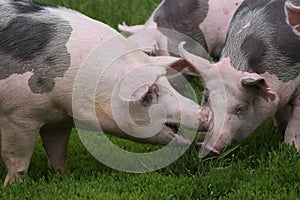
[0,0,299,199]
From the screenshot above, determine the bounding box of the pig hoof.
[4,172,25,186]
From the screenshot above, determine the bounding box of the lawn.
[0,0,300,199]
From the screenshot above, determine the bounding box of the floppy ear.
[178,42,215,79]
[285,1,300,32]
[149,56,198,76]
[241,77,276,101]
[118,66,164,102]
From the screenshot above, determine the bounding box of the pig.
[0,0,210,185]
[118,0,244,58]
[179,0,300,157]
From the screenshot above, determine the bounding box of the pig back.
[222,0,300,82]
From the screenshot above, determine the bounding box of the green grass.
[1,0,300,199]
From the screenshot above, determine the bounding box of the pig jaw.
[109,75,207,146]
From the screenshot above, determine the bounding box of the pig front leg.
[274,105,292,134]
[285,95,300,151]
[1,121,41,185]
[40,125,72,174]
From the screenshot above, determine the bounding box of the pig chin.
[131,123,192,146]
[160,123,192,146]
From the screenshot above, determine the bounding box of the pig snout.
[197,116,231,158]
[197,134,227,158]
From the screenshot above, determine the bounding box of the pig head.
[179,42,300,157]
[70,35,209,146]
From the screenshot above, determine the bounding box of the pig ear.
[241,77,276,101]
[178,42,214,77]
[285,1,300,32]
[150,56,198,75]
[118,67,163,102]
[118,21,145,34]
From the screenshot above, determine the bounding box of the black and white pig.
[118,0,244,58]
[179,0,300,156]
[0,0,210,184]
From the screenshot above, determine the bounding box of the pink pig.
[179,42,300,156]
[0,0,210,185]
[118,0,244,57]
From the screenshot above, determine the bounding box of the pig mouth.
[196,132,221,156]
[163,123,192,145]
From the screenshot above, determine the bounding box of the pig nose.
[197,131,206,143]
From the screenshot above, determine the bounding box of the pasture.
[0,0,299,199]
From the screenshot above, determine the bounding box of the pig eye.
[141,92,153,107]
[233,104,249,116]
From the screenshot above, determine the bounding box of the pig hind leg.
[40,125,72,174]
[1,121,40,185]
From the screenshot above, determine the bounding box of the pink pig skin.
[119,0,244,57]
[199,0,244,56]
[284,1,300,151]
[0,2,210,185]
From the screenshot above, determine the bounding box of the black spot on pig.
[0,16,54,60]
[241,34,267,73]
[265,0,300,67]
[11,0,58,14]
[223,0,300,82]
[28,70,56,94]
[0,8,72,94]
[11,1,43,13]
[154,0,209,53]
[45,56,56,66]
[232,0,271,19]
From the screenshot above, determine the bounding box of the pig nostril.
[197,132,206,143]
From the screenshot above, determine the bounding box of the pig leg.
[40,125,72,174]
[274,105,292,133]
[1,122,40,185]
[285,95,300,151]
